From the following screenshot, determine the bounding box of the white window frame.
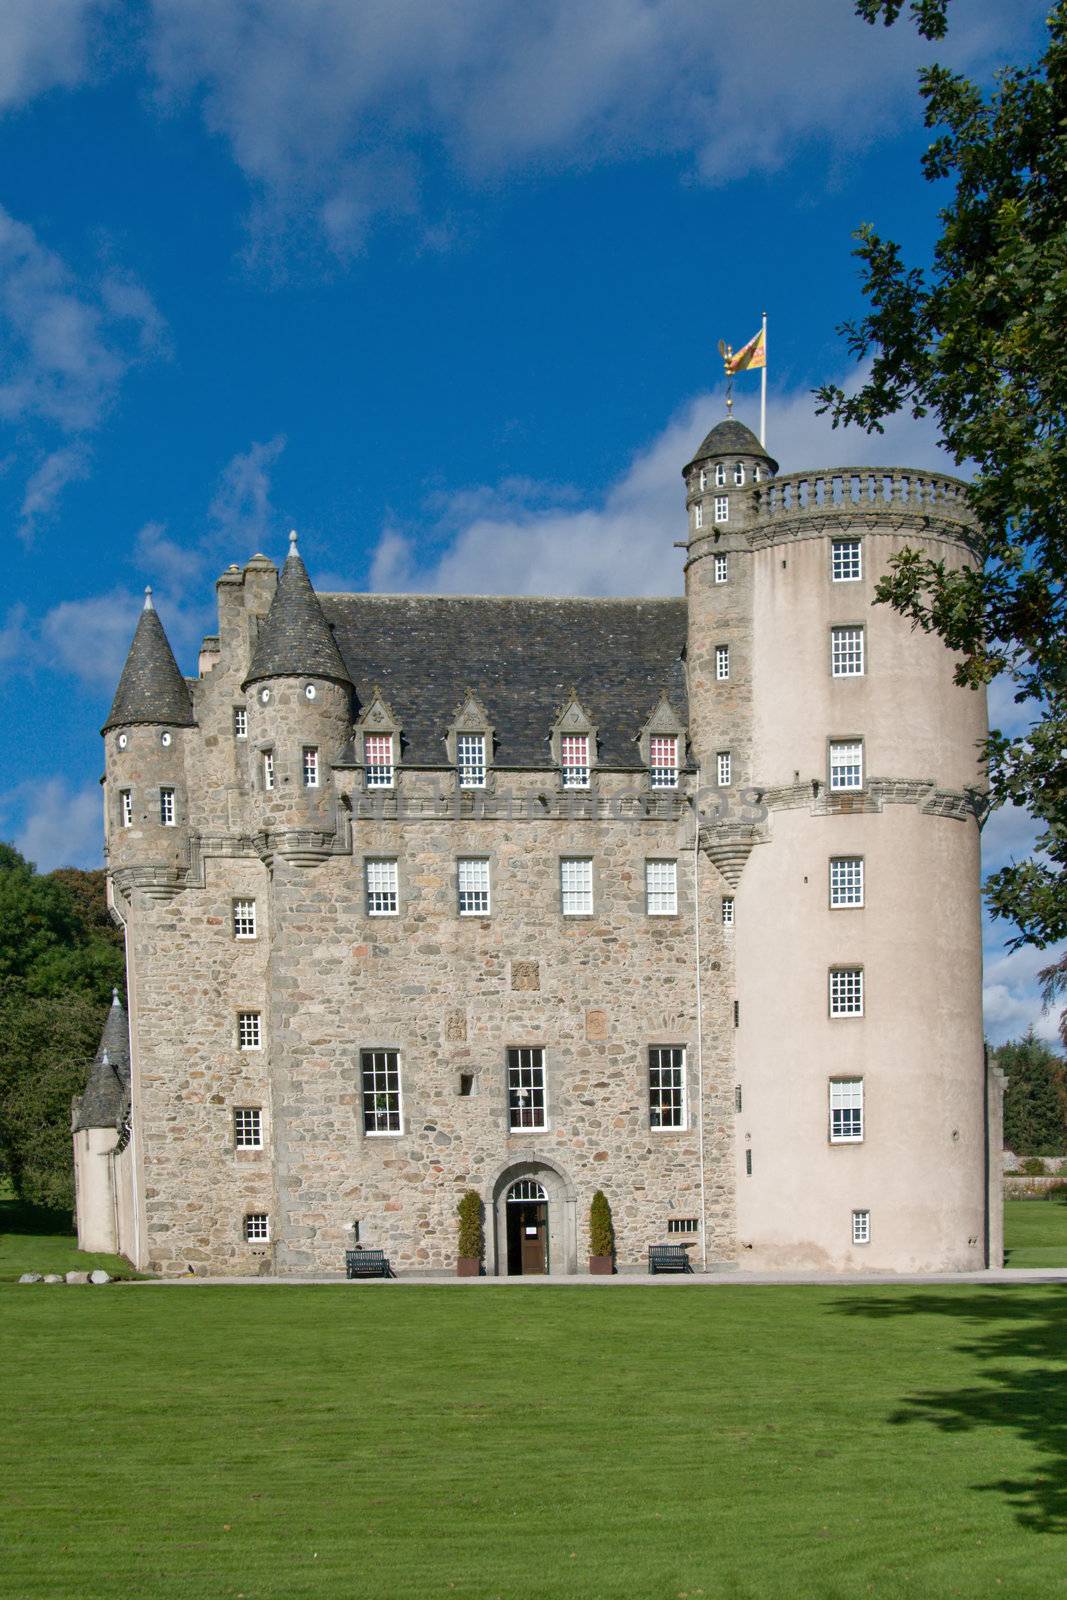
[715,463,726,487]
[831,625,865,678]
[233,707,247,739]
[263,750,275,791]
[233,898,257,939]
[159,788,176,826]
[722,896,735,927]
[302,746,319,787]
[733,462,745,485]
[667,1217,699,1234]
[458,857,490,916]
[244,1212,269,1242]
[699,468,708,491]
[831,539,862,582]
[830,1078,864,1142]
[694,502,704,529]
[365,858,399,917]
[364,733,394,789]
[829,968,864,1018]
[713,553,728,584]
[361,1048,403,1135]
[560,733,590,789]
[645,859,678,916]
[649,735,678,790]
[829,739,864,792]
[237,1011,262,1050]
[717,750,732,787]
[560,857,593,916]
[120,790,133,828]
[715,644,730,681]
[649,1045,687,1130]
[507,1046,547,1131]
[234,1107,263,1149]
[852,1209,871,1245]
[457,732,486,789]
[714,495,729,523]
[829,857,864,908]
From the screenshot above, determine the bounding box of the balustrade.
[754,468,971,522]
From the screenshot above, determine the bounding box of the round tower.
[683,422,988,1272]
[102,589,196,879]
[242,531,353,838]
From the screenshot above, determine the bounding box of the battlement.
[752,466,975,544]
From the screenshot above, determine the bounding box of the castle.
[73,415,1004,1276]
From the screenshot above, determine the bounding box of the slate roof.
[321,594,689,769]
[103,593,196,733]
[244,536,352,689]
[73,990,131,1132]
[685,418,779,475]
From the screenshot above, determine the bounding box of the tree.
[998,1031,1067,1157]
[820,6,1067,976]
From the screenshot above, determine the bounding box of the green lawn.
[2,1283,1066,1600]
[1004,1196,1067,1268]
[0,1187,138,1281]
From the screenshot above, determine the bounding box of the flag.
[723,328,765,374]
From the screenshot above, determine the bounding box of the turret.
[103,590,195,875]
[72,988,131,1255]
[242,532,353,837]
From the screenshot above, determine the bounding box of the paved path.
[120,1267,1067,1287]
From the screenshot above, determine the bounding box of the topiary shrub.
[1021,1156,1048,1176]
[589,1190,614,1258]
[1047,1180,1067,1204]
[457,1190,483,1260]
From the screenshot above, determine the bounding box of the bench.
[648,1244,693,1275]
[345,1249,393,1279]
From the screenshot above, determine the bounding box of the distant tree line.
[0,843,125,1210]
[997,1033,1067,1158]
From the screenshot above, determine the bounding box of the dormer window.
[715,463,726,487]
[457,732,486,788]
[733,463,745,485]
[561,733,590,789]
[649,736,678,789]
[364,733,394,788]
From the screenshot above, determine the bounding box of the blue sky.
[0,0,1058,1045]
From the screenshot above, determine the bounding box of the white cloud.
[40,585,208,689]
[144,0,1042,260]
[0,777,103,873]
[0,0,103,114]
[20,441,91,526]
[0,602,31,666]
[207,434,286,553]
[983,939,1066,1048]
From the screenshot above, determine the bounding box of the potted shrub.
[457,1189,483,1276]
[589,1189,615,1275]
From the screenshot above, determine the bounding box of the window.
[560,733,590,788]
[561,857,593,916]
[234,1107,263,1149]
[244,1213,269,1242]
[649,1045,686,1129]
[667,1218,699,1234]
[832,539,862,581]
[159,788,176,826]
[829,857,864,908]
[366,858,399,916]
[830,969,864,1017]
[645,859,677,916]
[457,732,486,788]
[458,857,490,916]
[120,790,132,828]
[649,735,678,789]
[829,740,863,791]
[459,1073,476,1097]
[722,896,735,926]
[263,750,275,791]
[715,463,726,487]
[714,553,728,584]
[507,1046,546,1130]
[714,496,729,523]
[717,751,732,787]
[753,465,762,482]
[303,747,319,787]
[852,1209,871,1244]
[699,468,707,491]
[237,1012,262,1050]
[831,626,864,677]
[745,1149,752,1175]
[830,1079,864,1142]
[233,898,257,939]
[734,1084,743,1112]
[364,733,393,788]
[715,644,730,681]
[694,502,704,529]
[233,707,247,739]
[733,462,745,485]
[361,1049,402,1134]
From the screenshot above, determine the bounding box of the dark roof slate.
[321,594,689,769]
[103,596,195,732]
[685,418,779,475]
[73,990,131,1132]
[244,537,352,688]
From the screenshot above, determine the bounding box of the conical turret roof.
[73,988,131,1132]
[243,533,351,689]
[103,591,195,732]
[684,418,778,476]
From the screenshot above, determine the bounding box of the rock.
[65,1271,90,1284]
[43,1274,64,1284]
[89,1270,111,1285]
[18,1273,42,1284]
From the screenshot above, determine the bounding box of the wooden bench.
[345,1249,392,1279]
[648,1244,693,1275]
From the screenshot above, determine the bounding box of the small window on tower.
[302,747,319,787]
[733,463,745,485]
[120,790,133,829]
[233,898,257,939]
[714,496,729,523]
[694,502,704,529]
[715,644,730,681]
[717,751,732,787]
[722,896,735,927]
[233,707,247,739]
[714,553,728,584]
[715,463,726,487]
[159,788,176,826]
[263,750,275,791]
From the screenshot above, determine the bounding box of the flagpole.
[760,310,767,447]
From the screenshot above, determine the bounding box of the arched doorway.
[506,1179,548,1275]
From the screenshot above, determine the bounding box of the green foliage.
[820,5,1067,961]
[589,1189,614,1257]
[1047,1180,1067,1204]
[1020,1156,1049,1177]
[998,1032,1067,1158]
[0,1183,137,1280]
[457,1189,483,1259]
[854,0,950,39]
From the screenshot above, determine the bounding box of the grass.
[2,1282,1067,1600]
[0,1186,139,1281]
[1004,1195,1067,1268]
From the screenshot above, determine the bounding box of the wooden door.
[519,1202,548,1274]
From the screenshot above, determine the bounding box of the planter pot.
[589,1255,614,1275]
[457,1257,481,1277]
